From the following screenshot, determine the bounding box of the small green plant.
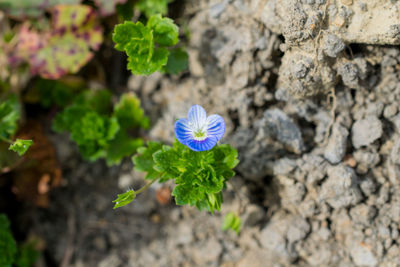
[53,90,148,165]
[113,105,239,214]
[222,212,242,234]
[113,14,188,75]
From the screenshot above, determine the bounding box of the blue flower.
[175,105,225,151]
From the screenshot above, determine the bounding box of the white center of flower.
[190,121,208,141]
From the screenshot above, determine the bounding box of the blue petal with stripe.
[206,114,225,141]
[186,136,218,152]
[175,118,192,145]
[188,105,206,126]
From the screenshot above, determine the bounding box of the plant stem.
[135,178,158,195]
[0,136,12,144]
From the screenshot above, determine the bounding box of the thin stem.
[135,178,158,195]
[0,136,12,144]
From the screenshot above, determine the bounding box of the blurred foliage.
[135,0,173,18]
[0,0,80,19]
[0,94,20,140]
[9,5,103,79]
[0,214,17,267]
[53,90,148,165]
[0,214,39,267]
[222,212,242,234]
[164,48,188,74]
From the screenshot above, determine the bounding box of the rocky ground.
[16,0,400,266]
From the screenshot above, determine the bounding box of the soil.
[7,0,400,266]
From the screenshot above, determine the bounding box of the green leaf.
[172,184,205,206]
[135,0,172,18]
[132,141,163,179]
[222,212,241,234]
[0,94,20,139]
[105,132,143,166]
[112,21,138,51]
[0,214,17,267]
[147,14,179,46]
[164,48,188,74]
[113,190,136,209]
[153,145,181,181]
[9,139,33,156]
[54,105,119,161]
[113,93,149,130]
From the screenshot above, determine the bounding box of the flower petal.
[206,114,225,141]
[188,105,207,127]
[186,136,218,151]
[175,118,193,145]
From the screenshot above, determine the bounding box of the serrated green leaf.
[132,141,163,179]
[113,16,179,75]
[172,184,205,206]
[222,212,241,234]
[0,214,17,267]
[112,21,138,51]
[113,93,149,130]
[153,145,181,181]
[147,14,179,46]
[0,95,20,139]
[9,139,33,156]
[113,190,136,209]
[164,48,188,74]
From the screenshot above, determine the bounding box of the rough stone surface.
[352,116,383,148]
[324,122,349,164]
